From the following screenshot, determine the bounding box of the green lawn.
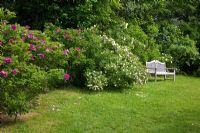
[1,76,200,133]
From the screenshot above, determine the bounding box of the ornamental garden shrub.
[0,9,71,117]
[0,62,47,118]
[45,24,148,90]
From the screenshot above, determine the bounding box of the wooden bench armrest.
[147,68,156,70]
[166,68,176,72]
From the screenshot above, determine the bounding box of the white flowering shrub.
[100,35,148,88]
[85,70,108,91]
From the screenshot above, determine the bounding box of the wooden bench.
[146,60,176,81]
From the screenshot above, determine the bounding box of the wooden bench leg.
[155,74,157,82]
[173,74,176,82]
[164,74,166,80]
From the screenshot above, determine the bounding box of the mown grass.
[1,76,200,133]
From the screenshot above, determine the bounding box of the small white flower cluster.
[101,34,121,51]
[120,22,129,29]
[160,53,173,64]
[85,70,108,91]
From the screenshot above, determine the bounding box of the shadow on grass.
[0,112,38,128]
[56,85,126,94]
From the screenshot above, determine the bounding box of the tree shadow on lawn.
[58,85,126,94]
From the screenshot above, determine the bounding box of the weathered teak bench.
[146,60,176,81]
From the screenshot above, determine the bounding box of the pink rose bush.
[0,15,73,117]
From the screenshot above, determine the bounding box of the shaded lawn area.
[1,76,200,133]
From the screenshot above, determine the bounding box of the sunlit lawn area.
[1,75,200,133]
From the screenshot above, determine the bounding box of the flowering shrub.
[0,9,71,117]
[0,63,47,117]
[101,35,148,87]
[85,70,108,91]
[45,24,148,90]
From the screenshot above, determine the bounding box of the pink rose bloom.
[28,33,33,38]
[37,45,41,49]
[21,36,26,42]
[11,69,17,76]
[0,70,8,77]
[4,57,12,64]
[45,48,50,52]
[11,25,17,30]
[2,22,7,25]
[76,47,81,52]
[32,36,37,40]
[30,44,36,51]
[56,28,61,33]
[31,56,35,60]
[63,49,69,55]
[25,25,30,29]
[63,32,71,40]
[42,40,46,45]
[0,40,3,46]
[64,73,70,81]
[38,53,45,59]
[8,39,14,44]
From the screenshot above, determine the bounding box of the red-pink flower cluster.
[76,47,81,52]
[4,57,12,64]
[0,69,17,78]
[63,49,69,55]
[28,33,33,39]
[30,44,36,51]
[11,25,17,30]
[11,69,17,76]
[64,73,70,81]
[38,53,45,59]
[0,70,8,77]
[0,40,3,46]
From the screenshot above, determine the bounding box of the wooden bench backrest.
[146,60,156,73]
[146,60,166,73]
[156,62,166,72]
